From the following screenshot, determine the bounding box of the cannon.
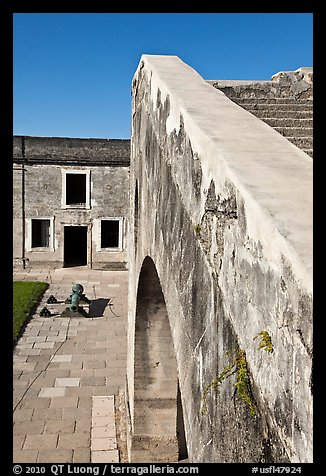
[60,283,91,317]
[70,283,85,312]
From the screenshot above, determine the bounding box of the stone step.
[274,127,313,138]
[236,102,312,111]
[131,435,179,463]
[261,118,313,128]
[134,398,176,409]
[302,149,313,158]
[245,109,312,119]
[230,97,313,105]
[285,136,313,149]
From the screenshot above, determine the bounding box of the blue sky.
[13,13,313,139]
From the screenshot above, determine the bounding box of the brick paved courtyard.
[13,267,128,463]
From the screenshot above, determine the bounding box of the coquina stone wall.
[126,56,312,463]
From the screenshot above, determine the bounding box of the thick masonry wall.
[127,56,312,462]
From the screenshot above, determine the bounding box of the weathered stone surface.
[208,69,313,157]
[13,136,130,269]
[13,136,130,166]
[127,55,312,463]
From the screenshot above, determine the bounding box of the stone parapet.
[128,55,312,463]
[208,67,313,99]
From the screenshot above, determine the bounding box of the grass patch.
[13,281,48,344]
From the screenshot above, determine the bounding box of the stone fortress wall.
[126,55,312,463]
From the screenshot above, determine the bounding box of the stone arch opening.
[132,256,187,462]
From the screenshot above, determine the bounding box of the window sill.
[28,247,54,252]
[99,248,123,252]
[62,204,91,210]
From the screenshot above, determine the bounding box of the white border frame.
[26,217,55,252]
[96,217,124,252]
[61,169,91,209]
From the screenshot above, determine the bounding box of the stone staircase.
[207,68,313,158]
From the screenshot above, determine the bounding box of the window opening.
[66,173,86,205]
[31,219,50,248]
[101,220,120,248]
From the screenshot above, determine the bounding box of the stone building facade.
[13,136,130,269]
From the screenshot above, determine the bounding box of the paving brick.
[26,386,43,398]
[92,407,115,418]
[17,348,41,356]
[26,336,46,343]
[55,377,80,387]
[14,379,32,390]
[91,437,117,451]
[44,419,76,434]
[59,362,83,371]
[86,348,106,354]
[13,435,26,450]
[24,434,58,450]
[27,355,50,363]
[57,432,90,450]
[15,343,35,351]
[14,419,46,436]
[88,335,108,342]
[40,369,70,379]
[92,426,116,438]
[13,355,28,363]
[92,396,114,407]
[65,386,94,397]
[83,360,106,369]
[39,387,66,398]
[37,449,73,463]
[21,398,51,409]
[80,377,106,386]
[106,376,125,386]
[75,418,91,433]
[73,447,91,463]
[91,449,119,463]
[34,342,55,349]
[32,408,63,421]
[51,354,72,362]
[63,407,91,419]
[13,449,39,463]
[39,347,59,355]
[13,362,37,372]
[92,417,116,429]
[46,335,67,342]
[31,377,56,389]
[49,396,79,408]
[93,386,115,396]
[78,396,92,408]
[13,408,34,422]
[94,368,117,377]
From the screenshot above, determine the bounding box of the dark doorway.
[64,226,87,267]
[132,256,184,462]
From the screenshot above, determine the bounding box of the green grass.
[13,281,48,344]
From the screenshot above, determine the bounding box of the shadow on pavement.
[89,298,110,318]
